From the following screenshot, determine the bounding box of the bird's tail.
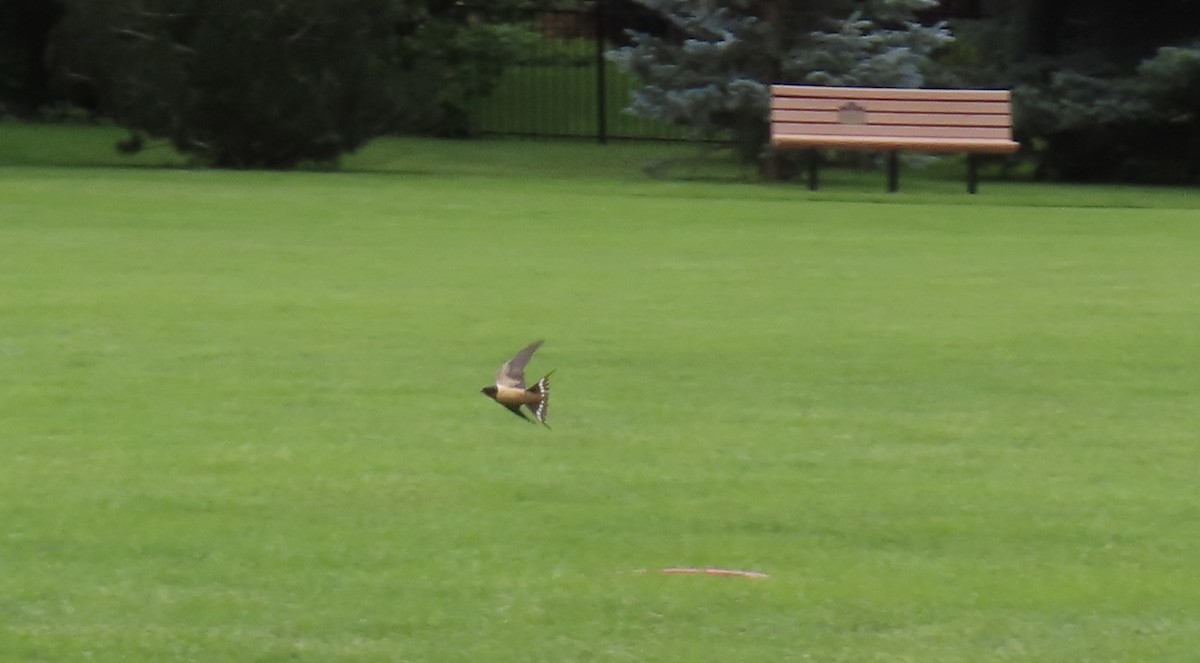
[527,370,553,426]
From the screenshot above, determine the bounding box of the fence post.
[594,0,608,144]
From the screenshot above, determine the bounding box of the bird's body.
[491,385,545,408]
[481,340,553,426]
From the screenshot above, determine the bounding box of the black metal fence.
[471,4,692,143]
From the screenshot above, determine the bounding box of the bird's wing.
[504,402,535,423]
[495,339,543,389]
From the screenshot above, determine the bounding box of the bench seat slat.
[772,134,1020,154]
[773,123,1014,141]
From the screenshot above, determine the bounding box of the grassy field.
[2,123,1199,662]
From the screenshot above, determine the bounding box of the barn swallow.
[481,339,553,427]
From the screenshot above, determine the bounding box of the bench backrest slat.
[773,98,1011,116]
[773,109,1013,128]
[773,85,1010,103]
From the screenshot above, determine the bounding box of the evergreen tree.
[53,0,411,168]
[934,0,1200,182]
[49,0,537,167]
[609,0,953,162]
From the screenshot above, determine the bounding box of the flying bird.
[481,339,553,427]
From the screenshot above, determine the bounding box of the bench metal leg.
[887,151,899,192]
[808,149,820,190]
[967,153,979,194]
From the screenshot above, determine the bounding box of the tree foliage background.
[608,0,952,162]
[0,0,62,117]
[22,0,540,168]
[1,0,1198,180]
[48,0,413,168]
[933,0,1200,182]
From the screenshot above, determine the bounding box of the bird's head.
[480,385,498,398]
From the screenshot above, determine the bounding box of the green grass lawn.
[2,124,1199,662]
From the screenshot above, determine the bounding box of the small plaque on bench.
[837,102,868,125]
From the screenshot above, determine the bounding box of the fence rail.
[471,5,692,143]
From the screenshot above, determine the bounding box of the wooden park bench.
[769,85,1019,193]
